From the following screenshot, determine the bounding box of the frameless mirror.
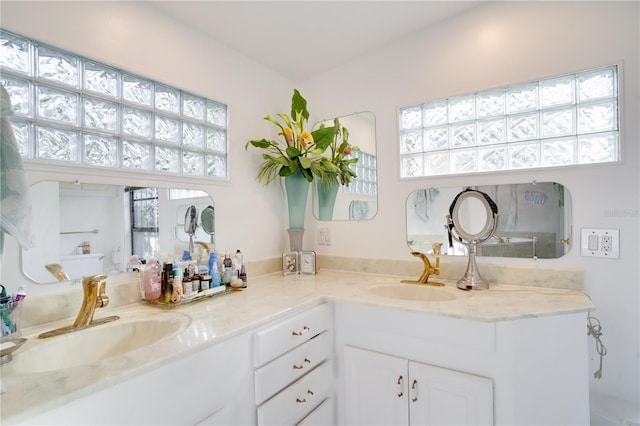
[407,182,571,259]
[312,112,378,221]
[22,182,214,284]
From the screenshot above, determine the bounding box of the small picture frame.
[282,251,299,275]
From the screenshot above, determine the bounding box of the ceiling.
[149,1,483,82]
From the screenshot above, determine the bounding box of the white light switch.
[588,235,599,251]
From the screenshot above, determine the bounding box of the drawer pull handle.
[292,325,310,336]
[411,379,418,402]
[293,358,311,369]
[397,375,404,398]
[296,389,315,403]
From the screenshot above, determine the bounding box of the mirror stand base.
[457,243,489,291]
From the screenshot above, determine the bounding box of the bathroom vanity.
[0,269,593,425]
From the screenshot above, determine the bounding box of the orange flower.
[280,127,294,146]
[299,131,313,149]
[343,146,352,156]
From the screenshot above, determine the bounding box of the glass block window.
[0,30,228,179]
[399,66,619,177]
[344,150,377,197]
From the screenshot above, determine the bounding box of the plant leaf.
[299,156,311,169]
[291,89,309,122]
[311,125,338,152]
[286,146,302,159]
[246,139,272,149]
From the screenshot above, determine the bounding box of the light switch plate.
[581,228,620,258]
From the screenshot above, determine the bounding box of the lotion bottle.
[144,258,162,301]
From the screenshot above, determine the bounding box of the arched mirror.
[312,112,378,221]
[407,182,571,259]
[21,181,214,284]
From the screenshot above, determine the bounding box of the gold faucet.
[401,243,444,286]
[39,274,119,339]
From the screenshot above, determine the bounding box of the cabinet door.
[344,346,409,425]
[409,361,493,426]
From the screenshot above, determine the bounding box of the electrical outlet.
[581,228,620,258]
[318,227,332,245]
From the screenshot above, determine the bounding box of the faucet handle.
[97,278,109,308]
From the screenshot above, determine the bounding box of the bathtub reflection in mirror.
[406,182,571,259]
[22,182,213,284]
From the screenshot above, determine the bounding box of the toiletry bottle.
[223,254,233,285]
[182,250,191,261]
[208,251,218,275]
[182,271,192,296]
[162,263,174,303]
[235,249,243,269]
[240,264,247,288]
[172,267,183,302]
[144,258,162,301]
[211,262,221,287]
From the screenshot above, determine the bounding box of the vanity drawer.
[255,331,331,405]
[297,397,333,425]
[253,303,330,367]
[257,361,333,426]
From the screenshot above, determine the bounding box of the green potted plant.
[246,90,337,249]
[313,118,359,221]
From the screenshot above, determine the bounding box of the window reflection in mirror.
[407,182,571,259]
[313,112,378,221]
[22,182,214,284]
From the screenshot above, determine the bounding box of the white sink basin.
[2,314,190,375]
[369,284,458,302]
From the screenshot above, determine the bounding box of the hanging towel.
[0,84,32,249]
[413,188,439,222]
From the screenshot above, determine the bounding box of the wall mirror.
[407,182,571,259]
[22,181,214,284]
[312,112,378,221]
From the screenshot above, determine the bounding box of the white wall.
[301,0,639,414]
[0,1,294,266]
[1,0,637,416]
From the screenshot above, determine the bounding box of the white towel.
[1,84,32,249]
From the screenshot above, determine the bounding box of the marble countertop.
[0,269,593,424]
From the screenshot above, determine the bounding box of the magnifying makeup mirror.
[184,205,199,255]
[201,205,215,245]
[447,189,498,290]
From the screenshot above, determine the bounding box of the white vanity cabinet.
[344,345,493,425]
[17,328,255,426]
[334,301,590,425]
[252,302,334,425]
